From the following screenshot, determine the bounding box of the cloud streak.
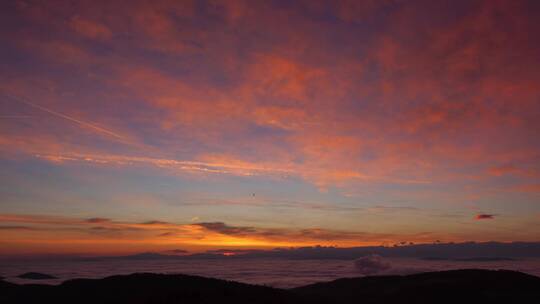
[33,152,293,177]
[475,214,496,220]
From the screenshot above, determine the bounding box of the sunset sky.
[1,0,539,256]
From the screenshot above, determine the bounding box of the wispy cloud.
[31,151,433,188]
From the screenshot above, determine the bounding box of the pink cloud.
[1,0,538,197]
[70,16,112,40]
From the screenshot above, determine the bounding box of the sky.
[0,0,539,256]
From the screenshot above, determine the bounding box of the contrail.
[3,94,126,140]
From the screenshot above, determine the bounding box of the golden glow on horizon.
[0,213,527,256]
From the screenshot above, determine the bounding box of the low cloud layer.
[354,254,391,275]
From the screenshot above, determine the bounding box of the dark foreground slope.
[293,269,540,303]
[0,273,295,304]
[1,269,539,304]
